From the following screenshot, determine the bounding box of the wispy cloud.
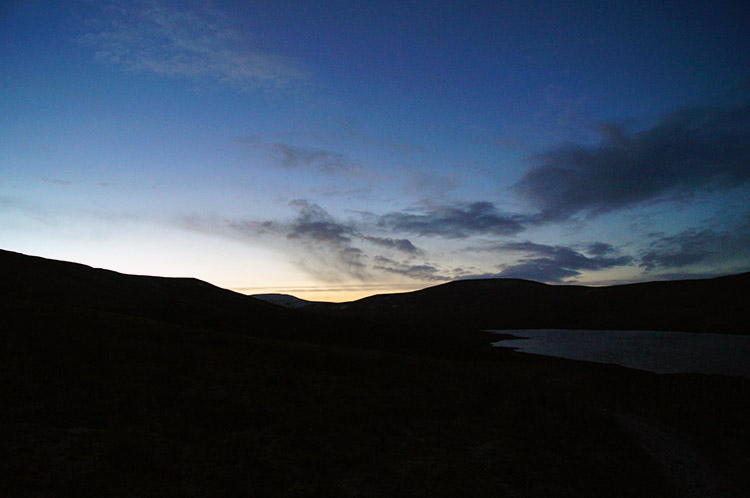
[468,241,634,283]
[401,171,460,198]
[178,200,426,282]
[41,177,73,186]
[586,242,619,257]
[515,104,750,221]
[641,222,750,273]
[80,0,306,90]
[236,136,359,174]
[286,199,355,246]
[307,185,374,200]
[274,143,356,173]
[372,256,450,282]
[279,200,432,281]
[0,196,34,210]
[641,231,716,270]
[361,236,422,255]
[379,201,526,239]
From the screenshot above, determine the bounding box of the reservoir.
[492,329,750,378]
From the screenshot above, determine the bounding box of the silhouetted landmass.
[307,274,750,333]
[252,293,318,309]
[0,249,494,357]
[2,249,749,497]
[0,248,296,332]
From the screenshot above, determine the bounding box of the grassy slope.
[2,250,749,496]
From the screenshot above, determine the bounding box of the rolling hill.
[2,248,750,497]
[0,248,295,332]
[0,249,491,356]
[307,273,750,333]
[251,293,318,309]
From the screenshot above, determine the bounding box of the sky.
[1,0,748,301]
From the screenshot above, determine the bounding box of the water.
[492,329,750,378]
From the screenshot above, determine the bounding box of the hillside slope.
[0,249,293,333]
[307,274,750,333]
[0,249,489,355]
[2,248,749,497]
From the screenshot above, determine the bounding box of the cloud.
[515,104,750,221]
[80,1,305,90]
[269,143,358,173]
[307,185,374,199]
[284,200,422,254]
[280,201,437,281]
[0,196,32,210]
[379,201,526,239]
[361,236,422,255]
[586,242,618,256]
[271,201,367,281]
[236,137,359,174]
[470,241,633,283]
[372,256,450,282]
[180,200,426,282]
[286,199,354,245]
[492,261,580,283]
[41,177,73,186]
[640,232,714,270]
[401,171,459,198]
[641,223,750,273]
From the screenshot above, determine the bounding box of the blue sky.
[1,0,748,301]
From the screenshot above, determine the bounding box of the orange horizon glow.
[230,282,428,303]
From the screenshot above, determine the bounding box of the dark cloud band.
[515,104,750,221]
[379,201,525,239]
[469,241,633,283]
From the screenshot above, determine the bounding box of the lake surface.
[492,329,750,378]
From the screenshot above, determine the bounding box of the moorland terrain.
[2,248,749,497]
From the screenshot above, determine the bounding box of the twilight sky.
[1,0,748,301]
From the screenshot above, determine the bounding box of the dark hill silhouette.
[252,293,317,309]
[4,248,747,337]
[0,249,489,356]
[3,248,750,496]
[307,274,750,333]
[0,248,297,334]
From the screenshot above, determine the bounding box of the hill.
[252,293,317,309]
[0,249,495,357]
[307,274,750,333]
[0,248,296,333]
[2,249,749,497]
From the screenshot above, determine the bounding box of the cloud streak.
[237,137,359,174]
[41,178,73,186]
[641,222,750,273]
[286,199,354,246]
[81,1,305,90]
[361,236,422,255]
[515,104,750,221]
[470,241,633,283]
[181,200,428,282]
[372,256,450,282]
[379,201,526,239]
[278,201,441,281]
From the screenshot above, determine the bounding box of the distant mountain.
[252,293,316,309]
[306,274,750,334]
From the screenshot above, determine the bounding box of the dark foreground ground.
[2,296,749,498]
